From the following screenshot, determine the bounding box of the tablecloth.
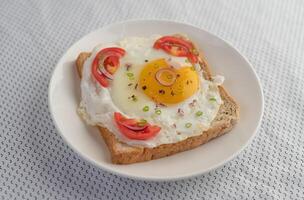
[1,0,304,199]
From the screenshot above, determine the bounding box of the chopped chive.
[140,119,147,123]
[126,72,134,77]
[137,119,147,127]
[155,109,161,115]
[127,72,134,80]
[137,122,146,127]
[195,111,203,117]
[185,123,192,128]
[209,97,217,102]
[143,106,149,112]
[185,59,190,63]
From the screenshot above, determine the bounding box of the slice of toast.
[76,51,239,164]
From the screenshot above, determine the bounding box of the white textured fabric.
[1,0,304,199]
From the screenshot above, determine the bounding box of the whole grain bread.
[76,48,239,164]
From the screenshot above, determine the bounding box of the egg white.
[78,35,223,147]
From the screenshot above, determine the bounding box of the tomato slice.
[104,56,119,74]
[154,36,193,49]
[121,118,138,127]
[162,45,189,57]
[153,36,198,63]
[114,112,161,140]
[92,57,109,87]
[91,47,125,87]
[187,53,198,64]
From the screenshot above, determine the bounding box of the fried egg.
[78,35,223,147]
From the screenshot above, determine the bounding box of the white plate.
[48,20,263,181]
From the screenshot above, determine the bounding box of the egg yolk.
[139,58,199,104]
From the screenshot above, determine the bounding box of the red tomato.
[104,56,119,74]
[154,36,193,49]
[114,112,161,140]
[153,36,198,63]
[91,47,125,87]
[91,57,109,87]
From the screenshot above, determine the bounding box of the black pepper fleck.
[130,94,137,101]
[125,63,132,71]
[158,89,165,94]
[158,102,167,107]
[177,108,184,116]
[142,85,147,90]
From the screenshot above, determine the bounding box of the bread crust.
[75,48,239,164]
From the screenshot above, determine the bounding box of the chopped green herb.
[137,119,147,127]
[126,72,134,77]
[209,97,217,102]
[129,77,135,80]
[137,122,146,127]
[143,106,149,112]
[185,123,192,128]
[191,66,196,71]
[140,119,147,123]
[185,59,190,63]
[195,111,203,117]
[155,109,162,115]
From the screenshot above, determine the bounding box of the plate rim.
[48,19,264,181]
